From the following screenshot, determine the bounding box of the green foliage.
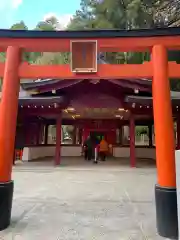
[34,52,70,65]
[0,52,6,63]
[10,21,28,30]
[35,21,55,31]
[45,16,60,28]
[136,126,148,135]
[68,0,96,29]
[68,0,166,30]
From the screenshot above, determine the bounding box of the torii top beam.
[0,27,180,52]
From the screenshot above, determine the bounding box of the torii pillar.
[55,114,62,165]
[129,114,136,167]
[152,45,178,238]
[0,46,21,230]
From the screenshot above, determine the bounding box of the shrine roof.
[1,27,180,39]
[21,78,151,92]
[18,96,68,107]
[21,79,61,89]
[125,91,180,104]
[18,96,64,103]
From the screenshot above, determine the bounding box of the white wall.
[61,146,82,157]
[22,146,156,161]
[113,147,130,158]
[136,147,156,159]
[22,146,55,161]
[113,147,156,159]
[22,146,82,161]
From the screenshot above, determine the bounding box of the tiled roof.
[0,27,180,38]
[125,91,180,104]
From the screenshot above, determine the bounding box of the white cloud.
[0,0,23,28]
[12,0,23,9]
[0,0,22,10]
[43,13,73,30]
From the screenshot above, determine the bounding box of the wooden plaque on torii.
[70,40,97,73]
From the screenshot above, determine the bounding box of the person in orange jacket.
[99,137,109,161]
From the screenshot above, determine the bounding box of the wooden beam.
[0,61,179,79]
[168,62,180,78]
[19,108,62,116]
[0,36,180,52]
[19,62,153,79]
[0,62,152,79]
[16,62,180,79]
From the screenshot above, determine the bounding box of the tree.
[34,52,69,65]
[10,21,28,30]
[68,0,96,30]
[35,21,55,31]
[35,15,60,31]
[68,0,165,30]
[158,0,180,27]
[45,15,61,29]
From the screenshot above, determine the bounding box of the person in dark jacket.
[83,136,93,160]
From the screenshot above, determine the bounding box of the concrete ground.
[0,158,165,240]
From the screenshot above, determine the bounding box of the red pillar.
[152,45,178,238]
[129,115,136,167]
[0,46,21,230]
[55,115,62,165]
[39,123,45,144]
[73,125,77,144]
[44,124,49,145]
[153,46,176,187]
[36,123,40,145]
[79,128,82,145]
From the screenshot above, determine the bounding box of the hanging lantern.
[134,88,139,94]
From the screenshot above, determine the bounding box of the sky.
[0,0,81,29]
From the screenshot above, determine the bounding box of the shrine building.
[17,77,180,168]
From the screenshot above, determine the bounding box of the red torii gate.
[0,28,179,238]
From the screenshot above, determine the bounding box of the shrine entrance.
[90,131,105,141]
[0,28,179,238]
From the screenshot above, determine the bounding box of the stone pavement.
[0,160,166,240]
